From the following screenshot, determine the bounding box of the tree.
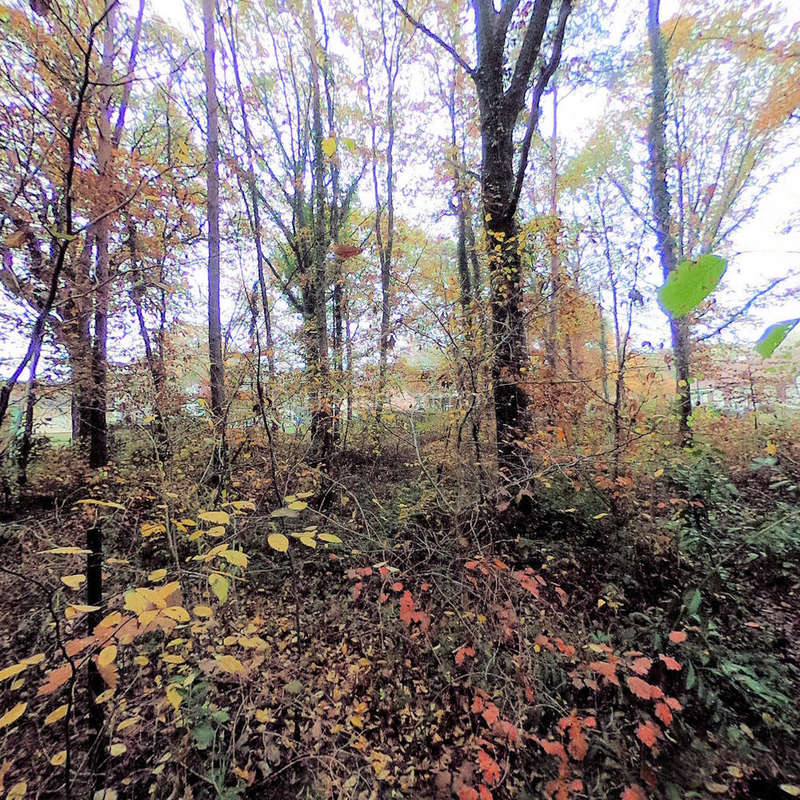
[203,0,226,479]
[394,0,572,475]
[647,0,693,444]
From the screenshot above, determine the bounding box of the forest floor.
[0,418,799,800]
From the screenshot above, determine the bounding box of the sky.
[1,0,799,376]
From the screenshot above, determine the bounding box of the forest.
[0,0,799,798]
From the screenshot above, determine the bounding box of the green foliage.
[658,254,727,318]
[755,318,800,358]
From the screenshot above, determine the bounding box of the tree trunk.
[546,85,560,375]
[307,0,333,464]
[647,0,692,445]
[203,0,227,478]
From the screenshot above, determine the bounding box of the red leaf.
[627,676,663,700]
[391,582,404,592]
[568,728,588,761]
[589,660,620,685]
[659,654,682,671]
[37,663,74,696]
[477,749,501,786]
[478,785,493,800]
[631,657,652,676]
[539,738,567,760]
[481,702,499,726]
[458,788,478,800]
[399,590,414,626]
[654,701,673,726]
[493,719,518,742]
[465,561,479,570]
[378,566,389,578]
[664,696,682,711]
[668,630,687,644]
[455,646,475,666]
[636,721,660,748]
[622,785,648,800]
[471,695,485,714]
[556,638,575,658]
[421,582,430,591]
[353,581,363,602]
[554,586,568,607]
[332,244,363,259]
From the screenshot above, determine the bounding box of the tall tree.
[646,0,692,444]
[394,0,572,475]
[203,0,226,477]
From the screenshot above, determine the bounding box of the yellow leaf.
[21,653,44,666]
[0,702,27,729]
[61,574,85,590]
[298,535,316,548]
[109,742,126,757]
[140,522,165,538]
[188,529,203,541]
[10,678,24,691]
[75,499,125,510]
[166,684,182,710]
[204,543,229,562]
[162,606,190,623]
[124,589,148,614]
[227,500,256,511]
[255,708,271,723]
[268,533,289,553]
[779,786,800,797]
[50,751,67,766]
[654,468,664,478]
[7,780,27,799]
[193,605,212,618]
[0,663,27,682]
[99,611,122,629]
[133,655,149,666]
[138,609,159,627]
[66,604,100,619]
[321,136,337,157]
[116,716,140,732]
[287,501,308,511]
[198,511,230,525]
[162,654,185,665]
[43,547,91,555]
[95,688,114,704]
[148,569,167,582]
[223,550,248,568]
[206,525,226,538]
[216,655,244,674]
[45,704,68,725]
[209,573,229,604]
[318,533,342,544]
[97,646,117,668]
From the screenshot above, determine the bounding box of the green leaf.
[192,723,215,750]
[686,587,702,616]
[755,319,799,358]
[658,254,726,318]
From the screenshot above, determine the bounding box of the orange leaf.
[482,703,499,726]
[37,664,74,696]
[478,785,493,800]
[668,630,687,644]
[399,591,414,626]
[458,788,478,800]
[664,696,682,711]
[631,657,652,675]
[455,646,475,666]
[589,660,620,685]
[622,785,648,800]
[627,676,663,700]
[477,749,501,786]
[636,721,660,748]
[471,695,485,714]
[659,654,682,671]
[391,582,404,592]
[654,701,673,726]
